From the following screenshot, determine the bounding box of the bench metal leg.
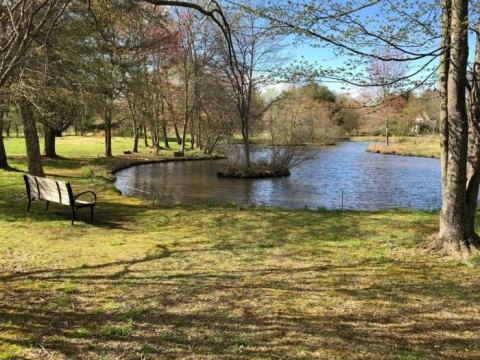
[45,201,49,212]
[27,199,32,212]
[71,208,75,225]
[90,206,94,223]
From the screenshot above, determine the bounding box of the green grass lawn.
[363,136,440,158]
[3,135,187,158]
[0,136,479,359]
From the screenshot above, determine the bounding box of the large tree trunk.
[18,98,44,176]
[132,126,139,153]
[196,107,203,151]
[162,121,169,149]
[4,119,11,137]
[81,92,87,136]
[173,121,181,145]
[44,126,57,158]
[161,99,170,148]
[439,0,451,196]
[190,120,195,150]
[151,129,158,149]
[143,125,149,148]
[465,21,480,238]
[0,107,8,169]
[104,105,113,158]
[437,0,477,255]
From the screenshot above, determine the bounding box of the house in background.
[411,112,438,134]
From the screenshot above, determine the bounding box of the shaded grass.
[0,137,479,359]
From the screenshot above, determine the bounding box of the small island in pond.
[217,165,290,178]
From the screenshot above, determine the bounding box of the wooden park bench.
[23,174,97,225]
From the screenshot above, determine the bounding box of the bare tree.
[141,0,276,167]
[368,47,406,146]
[0,0,69,175]
[214,9,281,167]
[0,0,69,174]
[0,0,70,88]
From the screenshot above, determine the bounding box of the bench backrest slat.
[58,182,72,206]
[24,175,73,206]
[24,174,39,199]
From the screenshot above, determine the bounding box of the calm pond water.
[115,141,442,210]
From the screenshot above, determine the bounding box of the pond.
[114,141,442,210]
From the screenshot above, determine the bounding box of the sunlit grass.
[365,136,440,158]
[3,135,187,159]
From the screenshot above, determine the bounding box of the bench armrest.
[74,191,97,204]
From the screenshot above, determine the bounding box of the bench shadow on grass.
[20,201,133,230]
[10,196,147,231]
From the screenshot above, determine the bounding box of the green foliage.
[100,321,133,338]
[138,343,155,355]
[0,345,23,360]
[82,162,95,183]
[103,301,122,311]
[121,305,147,321]
[301,81,336,103]
[57,282,78,294]
[468,255,480,268]
[71,327,91,338]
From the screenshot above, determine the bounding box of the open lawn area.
[3,135,188,159]
[0,136,480,359]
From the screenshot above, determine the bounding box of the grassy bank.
[1,136,479,359]
[3,136,222,181]
[360,136,440,159]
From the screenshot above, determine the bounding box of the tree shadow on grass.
[1,254,480,359]
[0,203,473,358]
[1,165,23,173]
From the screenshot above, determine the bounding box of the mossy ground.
[0,136,479,359]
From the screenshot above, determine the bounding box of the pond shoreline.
[357,136,440,159]
[366,148,439,159]
[110,154,226,174]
